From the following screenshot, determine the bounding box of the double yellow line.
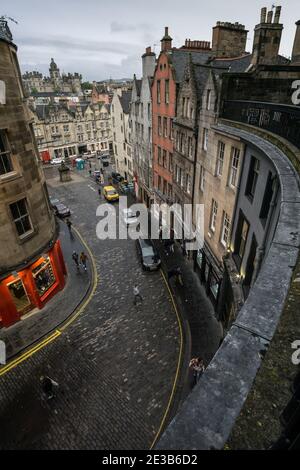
[0,226,98,377]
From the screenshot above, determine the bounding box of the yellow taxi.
[103,185,119,202]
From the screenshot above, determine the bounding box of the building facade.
[0,20,66,328]
[30,101,112,162]
[129,47,156,207]
[111,90,133,180]
[23,58,82,95]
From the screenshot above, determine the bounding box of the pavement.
[0,220,90,360]
[155,242,223,399]
[0,164,181,450]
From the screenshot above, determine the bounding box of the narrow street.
[0,165,180,450]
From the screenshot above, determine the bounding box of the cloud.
[110,22,150,33]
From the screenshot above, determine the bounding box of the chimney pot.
[165,26,168,36]
[267,10,273,23]
[261,7,267,23]
[274,6,282,23]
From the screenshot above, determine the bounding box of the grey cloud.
[111,21,151,33]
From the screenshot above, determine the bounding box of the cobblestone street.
[0,167,181,450]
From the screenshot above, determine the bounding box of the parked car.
[122,208,139,226]
[50,158,65,165]
[120,181,134,194]
[53,203,71,218]
[49,197,60,209]
[136,238,161,271]
[103,185,119,202]
[111,172,124,184]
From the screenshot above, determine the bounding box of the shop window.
[10,199,33,237]
[7,278,31,314]
[210,272,219,299]
[0,130,13,175]
[32,258,56,296]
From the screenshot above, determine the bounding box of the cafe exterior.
[0,240,66,328]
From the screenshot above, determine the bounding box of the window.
[7,278,31,314]
[186,97,190,118]
[157,81,161,104]
[200,165,205,191]
[229,147,240,187]
[63,124,69,132]
[216,141,225,176]
[206,90,211,110]
[0,130,13,175]
[32,257,56,296]
[246,156,260,200]
[165,80,169,104]
[169,119,174,140]
[158,146,162,165]
[163,117,168,137]
[158,116,162,136]
[163,149,167,168]
[188,137,193,158]
[221,212,230,247]
[175,165,180,183]
[210,199,218,232]
[10,199,32,237]
[169,153,173,172]
[260,172,275,223]
[148,127,151,142]
[148,103,151,120]
[186,174,191,194]
[180,168,184,187]
[203,128,208,151]
[239,218,249,260]
[182,97,186,117]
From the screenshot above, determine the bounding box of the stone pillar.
[58,163,71,182]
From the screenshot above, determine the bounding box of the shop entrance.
[7,278,32,316]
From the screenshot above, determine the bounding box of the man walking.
[133,284,143,306]
[80,251,88,271]
[72,251,80,271]
[40,375,59,400]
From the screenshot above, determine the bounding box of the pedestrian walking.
[72,251,80,271]
[133,284,143,305]
[189,357,205,387]
[40,375,59,400]
[89,168,92,176]
[98,187,102,197]
[80,251,88,271]
[66,218,72,232]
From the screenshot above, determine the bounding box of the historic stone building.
[0,20,66,328]
[111,90,133,180]
[30,101,112,162]
[129,47,156,207]
[91,82,111,105]
[22,58,82,95]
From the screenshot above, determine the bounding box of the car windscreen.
[142,246,154,257]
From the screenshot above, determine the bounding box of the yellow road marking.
[0,226,98,376]
[0,330,61,376]
[150,269,184,449]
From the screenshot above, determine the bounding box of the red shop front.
[0,240,67,328]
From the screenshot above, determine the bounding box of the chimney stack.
[212,21,248,58]
[292,20,300,64]
[161,26,173,52]
[251,6,283,66]
[142,46,156,78]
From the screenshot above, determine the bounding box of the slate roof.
[170,49,212,83]
[210,54,252,72]
[31,91,73,97]
[119,90,132,114]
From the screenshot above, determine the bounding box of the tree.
[81,82,93,90]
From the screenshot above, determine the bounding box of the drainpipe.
[251,175,280,285]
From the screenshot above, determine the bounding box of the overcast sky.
[1,0,299,81]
